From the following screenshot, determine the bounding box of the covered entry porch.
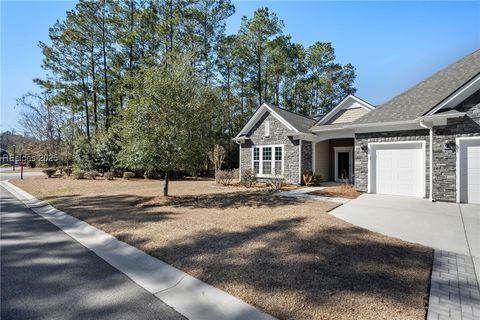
[312,129,355,183]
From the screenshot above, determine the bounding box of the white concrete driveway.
[330,194,480,277]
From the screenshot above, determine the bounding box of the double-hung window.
[252,145,283,176]
[253,147,260,174]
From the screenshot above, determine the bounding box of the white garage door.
[371,142,424,197]
[459,138,480,204]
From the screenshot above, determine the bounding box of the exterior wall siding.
[240,111,301,184]
[314,140,329,179]
[326,107,369,125]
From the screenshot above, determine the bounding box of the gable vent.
[265,121,270,137]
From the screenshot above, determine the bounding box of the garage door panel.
[459,139,480,204]
[372,143,424,198]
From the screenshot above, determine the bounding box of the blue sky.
[1,1,479,132]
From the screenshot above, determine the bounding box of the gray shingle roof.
[265,103,316,132]
[355,49,480,124]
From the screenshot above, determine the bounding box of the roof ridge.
[264,103,316,121]
[377,48,480,110]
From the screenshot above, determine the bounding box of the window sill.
[257,174,284,178]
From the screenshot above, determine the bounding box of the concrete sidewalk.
[279,187,351,204]
[1,181,276,320]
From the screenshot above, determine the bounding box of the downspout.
[298,140,302,185]
[235,141,242,180]
[419,120,434,202]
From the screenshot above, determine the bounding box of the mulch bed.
[308,185,364,199]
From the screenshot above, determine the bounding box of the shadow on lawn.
[31,191,431,319]
[44,189,308,212]
[165,190,303,209]
[41,193,179,226]
[118,216,432,319]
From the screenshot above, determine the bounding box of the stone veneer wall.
[431,90,480,201]
[240,111,301,184]
[354,130,430,197]
[354,89,480,202]
[300,141,312,175]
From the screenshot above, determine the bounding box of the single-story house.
[234,49,480,204]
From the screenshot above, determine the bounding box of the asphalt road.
[0,185,186,320]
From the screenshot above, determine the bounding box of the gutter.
[419,120,434,202]
[287,132,318,141]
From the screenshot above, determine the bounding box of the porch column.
[298,139,302,184]
[312,141,316,175]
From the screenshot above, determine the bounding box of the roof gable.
[312,95,375,127]
[234,103,315,139]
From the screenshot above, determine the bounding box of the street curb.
[1,180,276,320]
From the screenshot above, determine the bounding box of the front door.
[335,147,353,182]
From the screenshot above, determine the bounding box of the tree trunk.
[240,73,244,115]
[163,171,170,196]
[102,0,109,130]
[90,40,98,131]
[257,57,262,105]
[169,0,173,53]
[80,64,90,140]
[128,0,134,72]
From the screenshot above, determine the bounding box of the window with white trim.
[252,145,283,176]
[264,121,270,137]
[253,147,260,174]
[274,146,282,175]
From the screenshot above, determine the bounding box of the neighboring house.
[234,49,480,204]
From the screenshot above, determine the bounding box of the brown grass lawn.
[12,176,432,320]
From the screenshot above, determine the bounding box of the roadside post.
[12,144,16,171]
[19,160,26,180]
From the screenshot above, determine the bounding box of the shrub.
[123,171,135,180]
[231,168,240,180]
[312,174,324,186]
[64,166,73,176]
[42,168,57,178]
[143,169,156,179]
[267,175,286,191]
[241,169,257,188]
[27,160,36,168]
[302,172,323,186]
[104,172,115,180]
[217,169,236,186]
[72,169,86,179]
[85,170,99,180]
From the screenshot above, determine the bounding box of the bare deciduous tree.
[208,144,226,183]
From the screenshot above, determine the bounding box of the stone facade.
[240,111,301,184]
[354,89,480,202]
[239,90,480,198]
[300,141,312,175]
[431,89,480,201]
[354,130,430,197]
